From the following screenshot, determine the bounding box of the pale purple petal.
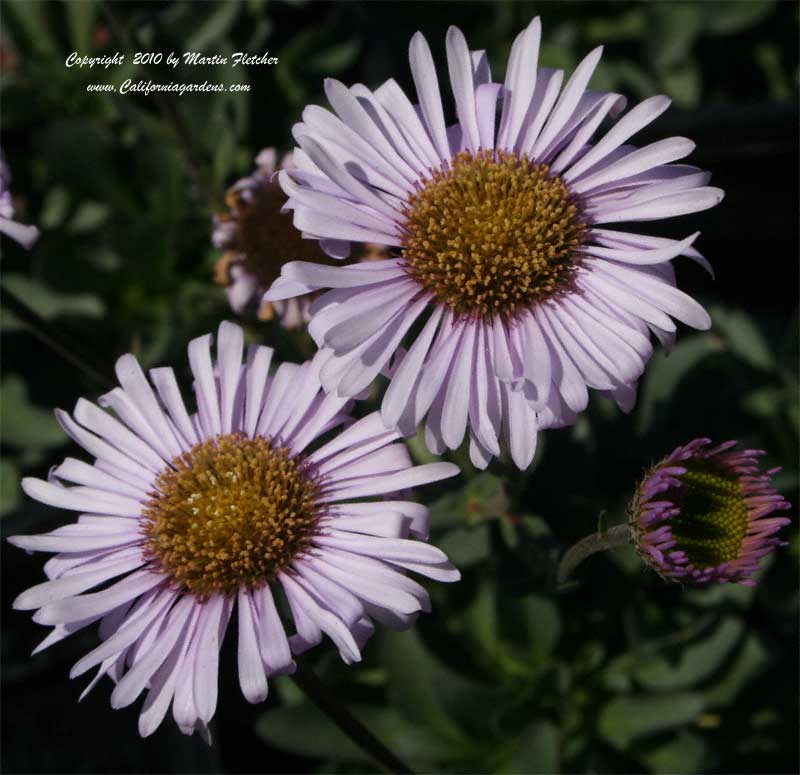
[409,32,450,161]
[497,17,542,150]
[237,589,268,703]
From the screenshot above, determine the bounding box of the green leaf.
[517,595,562,661]
[406,428,438,465]
[66,0,95,53]
[640,729,709,774]
[439,524,491,567]
[755,41,792,100]
[306,40,361,74]
[0,376,65,449]
[502,720,560,774]
[603,652,636,693]
[573,641,607,677]
[255,702,464,765]
[0,458,21,517]
[607,58,659,100]
[704,633,770,707]
[661,61,702,109]
[683,576,759,609]
[39,186,71,230]
[457,576,499,659]
[430,471,509,528]
[701,0,775,35]
[633,616,744,691]
[185,2,241,51]
[67,201,110,234]
[741,386,784,419]
[1,274,106,331]
[254,702,374,764]
[710,305,775,372]
[4,1,60,58]
[598,692,705,750]
[636,335,723,433]
[381,628,488,741]
[212,128,239,190]
[584,9,645,43]
[539,42,577,73]
[465,472,510,521]
[648,4,704,71]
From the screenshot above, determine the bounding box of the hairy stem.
[557,523,632,587]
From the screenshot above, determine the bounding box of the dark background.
[1,1,798,773]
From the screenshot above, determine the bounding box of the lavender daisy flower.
[1,148,39,249]
[263,17,723,468]
[9,321,459,739]
[630,438,791,586]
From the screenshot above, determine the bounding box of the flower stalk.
[557,523,632,586]
[0,286,113,390]
[293,662,414,775]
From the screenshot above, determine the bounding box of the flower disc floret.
[143,434,320,596]
[665,462,749,568]
[402,150,586,318]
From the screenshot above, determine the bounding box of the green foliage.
[1,1,796,774]
[598,692,706,750]
[0,376,66,449]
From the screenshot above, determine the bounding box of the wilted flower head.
[9,321,459,740]
[0,148,39,249]
[213,149,325,327]
[630,438,791,586]
[264,17,722,469]
[213,149,386,328]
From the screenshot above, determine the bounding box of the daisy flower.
[1,148,39,249]
[264,17,723,468]
[630,438,791,585]
[213,148,386,328]
[9,321,459,739]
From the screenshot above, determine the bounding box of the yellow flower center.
[401,150,586,319]
[142,434,320,597]
[671,462,749,567]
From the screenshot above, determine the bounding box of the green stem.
[292,662,414,775]
[1,286,114,390]
[557,523,632,587]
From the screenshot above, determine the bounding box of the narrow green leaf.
[640,729,709,774]
[0,459,21,517]
[704,633,770,707]
[0,376,66,449]
[633,616,744,691]
[185,3,241,51]
[439,524,491,567]
[66,0,96,53]
[598,692,705,750]
[502,720,560,774]
[636,335,723,433]
[710,305,775,372]
[255,702,464,765]
[1,274,106,331]
[381,628,488,741]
